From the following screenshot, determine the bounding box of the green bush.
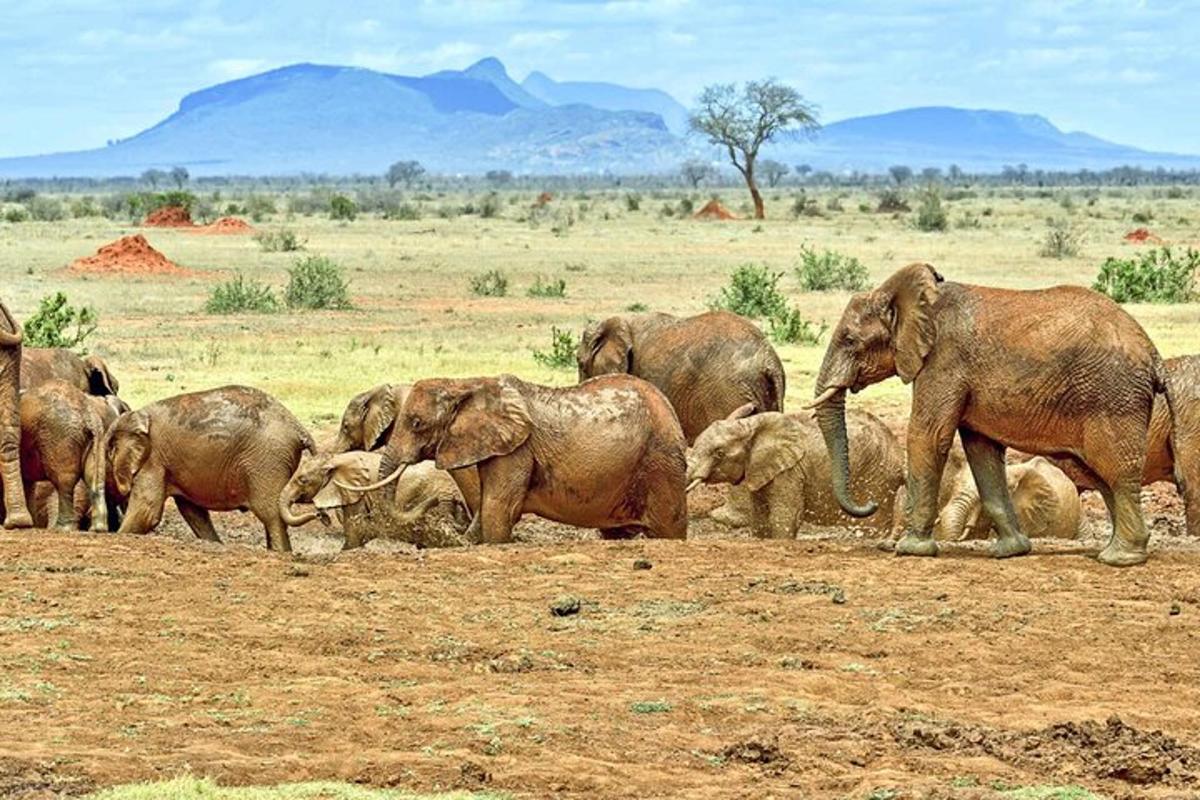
[69,197,102,218]
[1039,218,1081,259]
[25,196,66,221]
[479,192,501,219]
[625,302,649,312]
[384,202,421,221]
[532,326,576,369]
[284,256,353,310]
[254,229,305,252]
[913,188,948,232]
[329,194,357,221]
[205,274,279,314]
[245,195,277,222]
[527,276,567,298]
[625,193,641,211]
[1093,247,1198,303]
[3,207,29,223]
[790,192,822,218]
[469,269,508,297]
[710,264,788,319]
[767,306,827,345]
[795,244,869,292]
[1131,209,1153,224]
[23,292,98,349]
[875,188,910,213]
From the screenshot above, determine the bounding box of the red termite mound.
[694,199,736,220]
[142,205,195,228]
[69,235,193,277]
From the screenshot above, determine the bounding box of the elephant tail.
[759,358,786,414]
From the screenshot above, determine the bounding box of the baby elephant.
[279,450,471,549]
[933,456,1080,542]
[17,380,126,531]
[108,385,315,551]
[686,406,904,538]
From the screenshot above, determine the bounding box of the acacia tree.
[679,159,716,188]
[689,80,819,219]
[170,166,189,189]
[760,159,790,187]
[386,160,425,188]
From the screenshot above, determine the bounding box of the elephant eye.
[410,416,422,430]
[714,449,725,460]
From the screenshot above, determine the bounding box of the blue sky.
[3,0,1197,158]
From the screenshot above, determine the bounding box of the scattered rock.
[459,760,491,786]
[1170,602,1182,616]
[633,558,653,570]
[550,595,581,617]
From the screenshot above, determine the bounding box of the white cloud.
[507,29,568,48]
[345,18,382,37]
[208,58,268,80]
[349,41,484,74]
[601,0,691,20]
[77,27,188,49]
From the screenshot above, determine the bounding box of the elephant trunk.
[85,423,109,532]
[813,388,878,518]
[278,484,318,528]
[938,484,981,541]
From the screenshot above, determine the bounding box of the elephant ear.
[744,417,805,492]
[363,385,398,450]
[1011,459,1055,522]
[84,355,118,396]
[111,411,150,497]
[881,262,943,383]
[315,452,377,509]
[582,317,633,376]
[435,379,532,470]
[724,402,757,421]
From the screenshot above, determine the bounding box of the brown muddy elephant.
[686,405,904,538]
[0,300,32,528]
[280,451,471,549]
[576,311,785,443]
[932,456,1081,542]
[1047,354,1198,537]
[331,383,481,517]
[21,349,119,396]
[338,374,688,543]
[17,381,124,531]
[108,385,315,551]
[809,262,1174,566]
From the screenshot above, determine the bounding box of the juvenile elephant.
[22,349,119,396]
[332,383,481,515]
[14,381,123,531]
[686,406,904,538]
[108,385,315,551]
[576,311,786,443]
[809,262,1174,566]
[279,450,471,549]
[933,456,1081,542]
[339,374,688,543]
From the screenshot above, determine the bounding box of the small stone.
[633,558,653,570]
[286,565,310,578]
[831,588,847,605]
[550,595,581,617]
[1169,602,1182,616]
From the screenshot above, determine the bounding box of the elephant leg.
[895,413,958,557]
[749,487,795,540]
[476,458,530,544]
[175,497,221,543]
[118,478,166,535]
[449,467,482,519]
[51,477,81,531]
[641,469,688,540]
[959,428,1031,558]
[710,484,754,528]
[248,495,291,553]
[1175,447,1200,538]
[26,482,49,529]
[1080,421,1150,566]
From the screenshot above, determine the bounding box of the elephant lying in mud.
[809,262,1175,566]
[108,385,315,551]
[279,450,471,549]
[338,374,688,543]
[927,456,1081,542]
[22,348,119,396]
[686,406,904,539]
[15,380,127,531]
[331,383,481,518]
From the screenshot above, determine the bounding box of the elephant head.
[808,263,944,518]
[106,410,151,498]
[83,355,119,396]
[333,384,408,453]
[576,317,634,380]
[278,450,382,529]
[686,405,805,492]
[336,376,531,493]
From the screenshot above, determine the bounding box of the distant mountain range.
[1,57,1196,178]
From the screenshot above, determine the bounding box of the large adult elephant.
[22,349,119,396]
[576,311,785,443]
[0,300,32,528]
[338,374,688,543]
[808,262,1174,566]
[107,385,315,551]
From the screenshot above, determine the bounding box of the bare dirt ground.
[2,488,1199,800]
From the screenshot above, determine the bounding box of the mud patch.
[0,757,93,798]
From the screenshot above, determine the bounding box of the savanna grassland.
[1,184,1199,800]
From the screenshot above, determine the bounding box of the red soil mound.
[533,191,553,207]
[69,235,193,277]
[142,205,195,228]
[188,216,255,235]
[1124,228,1163,244]
[694,199,736,220]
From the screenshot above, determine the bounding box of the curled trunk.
[937,484,981,541]
[278,484,318,528]
[814,389,878,518]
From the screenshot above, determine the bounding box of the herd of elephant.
[0,261,1196,566]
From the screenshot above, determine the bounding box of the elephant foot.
[1097,541,1148,567]
[709,503,750,528]
[992,533,1032,559]
[894,533,938,557]
[3,511,34,530]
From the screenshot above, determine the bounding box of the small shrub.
[795,245,869,292]
[1093,247,1198,304]
[531,326,576,369]
[527,276,567,298]
[436,204,460,220]
[69,197,102,218]
[954,212,983,229]
[826,195,844,212]
[285,255,353,310]
[1039,218,1081,259]
[625,302,648,312]
[479,192,501,219]
[790,192,822,218]
[677,197,695,216]
[876,188,910,213]
[1165,186,1185,199]
[329,194,357,221]
[768,306,827,345]
[254,229,305,253]
[1131,209,1154,224]
[3,207,29,223]
[625,193,641,211]
[710,264,787,319]
[245,195,276,222]
[384,202,421,221]
[913,188,947,232]
[205,274,279,314]
[25,196,66,222]
[469,269,508,297]
[23,292,98,349]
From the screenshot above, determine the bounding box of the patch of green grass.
[630,699,672,714]
[205,274,279,314]
[998,787,1101,800]
[526,275,566,298]
[469,269,508,297]
[87,776,508,800]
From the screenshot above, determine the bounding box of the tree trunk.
[0,300,32,528]
[743,158,766,219]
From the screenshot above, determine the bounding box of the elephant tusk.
[334,463,407,493]
[802,386,841,410]
[685,478,701,493]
